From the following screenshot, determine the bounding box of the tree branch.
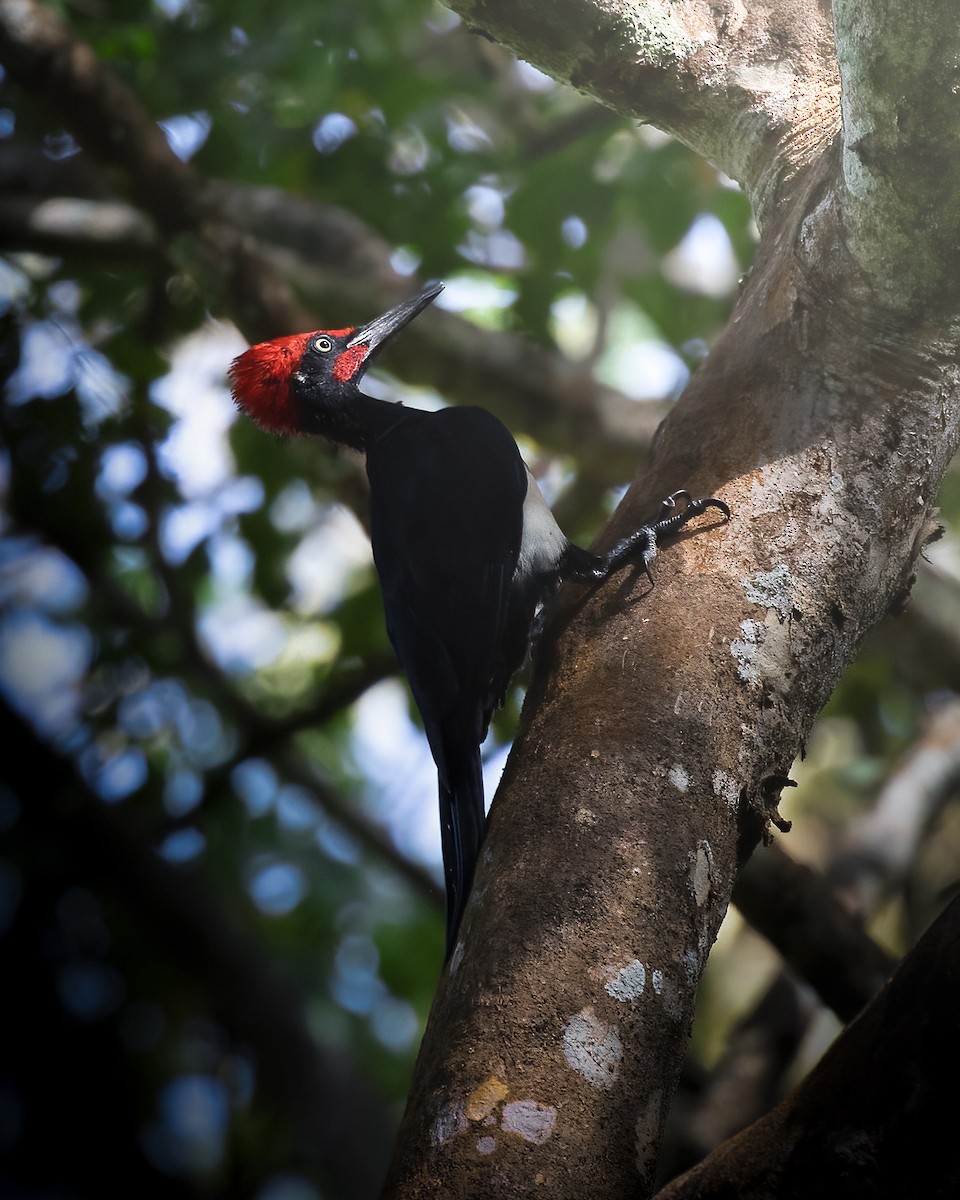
[833,0,960,308]
[446,0,840,217]
[733,845,895,1023]
[673,695,957,1180]
[383,5,960,1194]
[656,892,960,1199]
[658,972,815,1182]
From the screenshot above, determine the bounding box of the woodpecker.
[230,282,728,956]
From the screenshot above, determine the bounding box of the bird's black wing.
[365,405,527,950]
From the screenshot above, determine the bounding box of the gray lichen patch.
[562,1008,624,1089]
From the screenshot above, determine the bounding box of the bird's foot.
[604,491,729,586]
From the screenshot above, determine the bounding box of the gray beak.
[347,280,444,354]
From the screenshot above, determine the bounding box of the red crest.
[229,332,315,434]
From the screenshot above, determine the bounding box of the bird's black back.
[365,405,527,952]
[366,405,527,752]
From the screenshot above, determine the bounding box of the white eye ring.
[314,336,333,353]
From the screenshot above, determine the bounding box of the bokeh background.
[1,1,958,1197]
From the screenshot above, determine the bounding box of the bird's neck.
[312,391,408,452]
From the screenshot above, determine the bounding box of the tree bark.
[383,1,960,1196]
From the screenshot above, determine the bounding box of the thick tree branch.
[682,709,954,1175]
[674,695,957,1179]
[833,0,960,308]
[385,176,959,1200]
[733,845,895,1023]
[656,892,960,1199]
[383,6,960,1195]
[659,972,815,1182]
[6,4,959,1196]
[446,0,840,216]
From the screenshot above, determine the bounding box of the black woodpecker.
[229,282,729,956]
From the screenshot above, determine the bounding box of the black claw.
[564,491,729,590]
[695,495,731,520]
[651,493,730,538]
[654,491,690,521]
[641,548,657,589]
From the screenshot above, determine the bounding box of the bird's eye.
[313,336,333,353]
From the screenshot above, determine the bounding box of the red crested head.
[228,282,444,443]
[229,330,341,434]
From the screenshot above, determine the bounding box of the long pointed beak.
[347,280,444,354]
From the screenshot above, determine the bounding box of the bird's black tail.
[437,740,486,958]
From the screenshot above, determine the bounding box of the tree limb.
[655,892,960,1199]
[733,844,895,1023]
[672,693,958,1180]
[833,0,960,308]
[658,972,815,1182]
[446,0,840,218]
[383,4,960,1195]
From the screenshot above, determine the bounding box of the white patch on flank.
[501,1100,557,1145]
[668,763,689,792]
[604,960,646,1002]
[516,470,567,579]
[562,1008,623,1089]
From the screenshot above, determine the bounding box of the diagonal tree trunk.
[383,1,960,1195]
